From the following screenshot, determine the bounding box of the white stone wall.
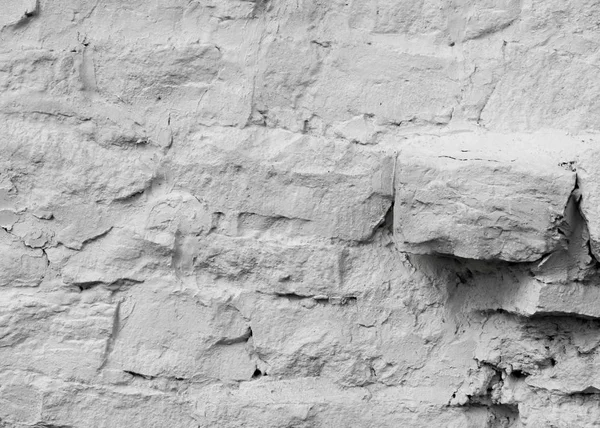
[2,1,600,426]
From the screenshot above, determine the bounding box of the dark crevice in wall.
[360,201,394,244]
[98,301,121,371]
[74,281,102,291]
[109,174,169,205]
[252,367,266,379]
[90,278,143,291]
[272,292,310,301]
[124,370,156,380]
[31,423,74,428]
[379,201,394,233]
[265,291,358,306]
[570,386,600,396]
[110,136,150,148]
[123,370,189,383]
[112,188,147,203]
[64,227,113,251]
[215,326,253,346]
[74,278,143,292]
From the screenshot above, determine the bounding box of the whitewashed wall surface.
[3,1,600,427]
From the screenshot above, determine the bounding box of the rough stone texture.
[4,1,600,427]
[394,133,577,262]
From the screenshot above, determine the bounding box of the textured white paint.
[3,1,600,427]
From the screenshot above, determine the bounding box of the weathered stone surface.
[4,0,600,426]
[394,133,576,262]
[0,288,115,382]
[467,312,600,407]
[106,280,256,382]
[60,227,171,287]
[163,127,394,241]
[0,229,47,287]
[0,112,159,205]
[193,234,344,295]
[456,277,600,319]
[444,178,600,320]
[40,381,199,428]
[0,0,38,29]
[190,377,491,428]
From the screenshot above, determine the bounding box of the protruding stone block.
[393,134,576,262]
[453,272,600,319]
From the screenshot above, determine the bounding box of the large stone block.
[0,288,115,382]
[393,133,576,261]
[0,112,159,206]
[61,227,172,287]
[165,127,394,242]
[105,281,256,382]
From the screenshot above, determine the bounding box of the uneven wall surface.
[3,1,600,427]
